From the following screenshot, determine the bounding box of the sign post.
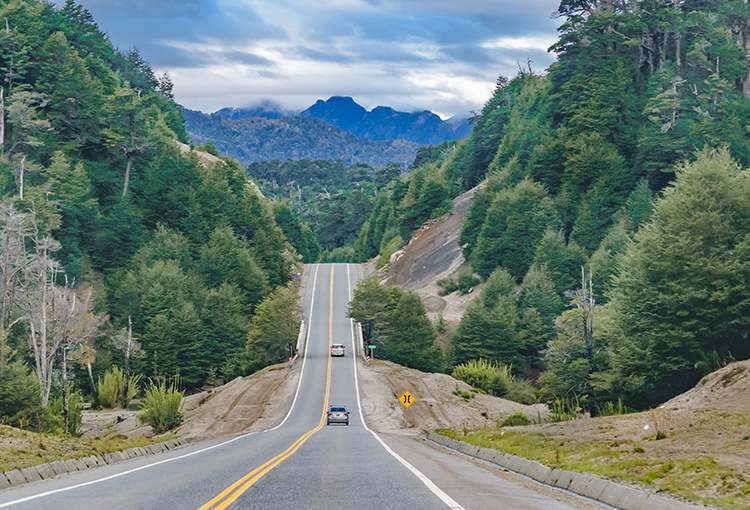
[368,345,376,360]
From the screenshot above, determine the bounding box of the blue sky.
[56,0,563,118]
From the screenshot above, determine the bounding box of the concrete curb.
[0,437,186,491]
[425,432,707,510]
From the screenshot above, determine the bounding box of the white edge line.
[270,263,319,432]
[346,264,465,510]
[0,264,323,509]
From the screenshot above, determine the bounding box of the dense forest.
[349,0,750,411]
[0,0,306,434]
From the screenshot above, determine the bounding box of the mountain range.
[212,96,471,146]
[181,107,421,168]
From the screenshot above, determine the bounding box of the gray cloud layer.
[56,0,562,118]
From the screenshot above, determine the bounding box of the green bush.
[506,379,538,405]
[437,277,459,295]
[98,367,126,409]
[138,380,184,434]
[97,367,141,409]
[501,409,531,427]
[456,267,480,294]
[0,359,42,428]
[376,235,402,269]
[435,313,448,333]
[452,359,500,392]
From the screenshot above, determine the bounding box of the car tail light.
[328,413,332,416]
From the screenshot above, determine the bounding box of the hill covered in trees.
[182,107,421,167]
[0,0,309,434]
[347,0,750,412]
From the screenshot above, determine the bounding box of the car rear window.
[332,344,344,348]
[330,407,346,412]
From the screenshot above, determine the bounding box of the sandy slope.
[358,359,548,435]
[379,184,484,342]
[83,363,299,441]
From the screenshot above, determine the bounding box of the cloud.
[57,0,562,117]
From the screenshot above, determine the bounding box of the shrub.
[452,359,500,392]
[376,235,403,269]
[138,380,184,434]
[488,364,516,397]
[97,367,141,409]
[506,378,537,405]
[98,367,126,409]
[437,277,459,295]
[456,267,480,294]
[435,313,448,333]
[501,409,531,427]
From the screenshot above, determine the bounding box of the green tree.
[243,286,301,374]
[612,148,750,406]
[473,178,561,280]
[531,229,588,296]
[347,275,389,347]
[382,292,445,373]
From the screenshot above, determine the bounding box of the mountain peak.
[300,96,469,145]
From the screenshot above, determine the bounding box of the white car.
[330,344,345,357]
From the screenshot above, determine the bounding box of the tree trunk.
[86,361,99,409]
[19,155,24,200]
[62,348,69,434]
[122,316,132,407]
[122,153,133,198]
[0,87,4,154]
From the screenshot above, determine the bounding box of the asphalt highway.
[0,263,592,510]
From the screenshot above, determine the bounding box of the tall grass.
[97,367,141,409]
[549,395,583,422]
[452,359,503,391]
[595,398,632,417]
[451,359,538,403]
[138,380,184,434]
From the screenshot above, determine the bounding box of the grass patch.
[0,425,177,473]
[435,426,750,509]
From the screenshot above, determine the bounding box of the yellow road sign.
[399,391,415,408]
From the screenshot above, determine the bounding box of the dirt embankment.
[358,359,548,435]
[378,184,483,342]
[82,364,298,442]
[515,361,750,476]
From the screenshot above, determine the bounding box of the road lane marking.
[196,265,335,510]
[346,264,466,510]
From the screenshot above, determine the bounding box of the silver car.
[330,343,345,357]
[327,406,349,425]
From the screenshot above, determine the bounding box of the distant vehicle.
[327,405,349,425]
[330,344,345,357]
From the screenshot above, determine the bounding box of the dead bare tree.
[111,316,141,405]
[1,87,5,154]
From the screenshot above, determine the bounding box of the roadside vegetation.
[0,425,177,474]
[437,420,750,510]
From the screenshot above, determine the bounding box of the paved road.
[0,264,593,510]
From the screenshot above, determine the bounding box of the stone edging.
[0,438,186,491]
[426,432,707,510]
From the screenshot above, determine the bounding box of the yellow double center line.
[197,266,335,510]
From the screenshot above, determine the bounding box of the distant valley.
[184,96,470,167]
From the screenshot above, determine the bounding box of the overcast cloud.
[55,0,562,118]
